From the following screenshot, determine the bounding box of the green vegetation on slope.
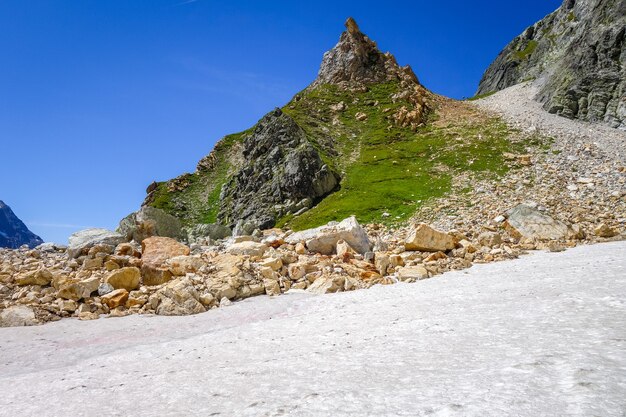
[281,83,526,230]
[148,129,250,225]
[148,80,530,232]
[513,40,538,61]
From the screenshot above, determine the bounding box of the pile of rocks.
[3,193,621,327]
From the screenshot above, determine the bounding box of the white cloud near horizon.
[26,222,97,229]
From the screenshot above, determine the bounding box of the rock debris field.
[1,241,625,417]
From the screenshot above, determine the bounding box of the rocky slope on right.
[477,0,625,129]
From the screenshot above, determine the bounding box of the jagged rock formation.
[217,108,339,233]
[311,18,420,89]
[0,201,43,249]
[477,0,626,129]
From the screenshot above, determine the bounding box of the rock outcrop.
[311,17,420,89]
[477,0,626,129]
[217,108,339,232]
[0,200,43,249]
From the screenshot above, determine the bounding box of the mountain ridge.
[477,0,626,129]
[0,201,43,249]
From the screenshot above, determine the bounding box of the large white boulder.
[68,228,125,258]
[286,216,371,255]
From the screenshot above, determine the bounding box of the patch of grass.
[466,91,496,101]
[513,40,538,60]
[567,11,576,22]
[146,129,250,225]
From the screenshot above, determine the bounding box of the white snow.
[1,242,625,416]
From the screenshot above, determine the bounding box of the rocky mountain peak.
[0,200,43,249]
[310,17,420,89]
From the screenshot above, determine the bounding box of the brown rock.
[141,237,189,286]
[15,268,53,286]
[405,223,457,252]
[57,276,100,301]
[106,267,141,291]
[594,223,618,238]
[101,289,129,309]
[397,265,429,281]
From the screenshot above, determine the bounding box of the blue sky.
[0,0,562,244]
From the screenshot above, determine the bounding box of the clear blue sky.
[0,0,562,244]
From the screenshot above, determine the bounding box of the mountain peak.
[310,18,421,90]
[0,201,43,249]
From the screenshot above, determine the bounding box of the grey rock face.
[477,0,626,129]
[68,228,126,258]
[0,200,43,249]
[185,223,232,244]
[217,108,339,231]
[117,206,183,243]
[505,204,577,240]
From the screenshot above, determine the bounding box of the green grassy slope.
[146,81,530,231]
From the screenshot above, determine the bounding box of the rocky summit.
[477,0,626,129]
[0,201,42,249]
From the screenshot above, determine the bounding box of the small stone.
[15,268,53,286]
[594,223,618,238]
[355,112,368,121]
[101,289,129,309]
[263,278,281,296]
[397,266,429,281]
[98,283,114,296]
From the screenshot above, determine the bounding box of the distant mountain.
[477,0,626,129]
[0,201,43,249]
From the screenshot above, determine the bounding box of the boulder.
[477,231,502,248]
[0,305,37,327]
[101,289,129,309]
[286,216,371,255]
[68,228,125,258]
[57,276,100,301]
[404,223,456,252]
[307,275,345,294]
[263,278,281,296]
[154,277,206,316]
[226,241,268,257]
[505,204,576,240]
[397,266,429,281]
[117,206,183,243]
[185,223,232,244]
[15,268,53,286]
[167,255,206,276]
[106,267,141,291]
[141,237,190,286]
[594,223,618,238]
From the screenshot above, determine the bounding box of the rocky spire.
[310,17,420,89]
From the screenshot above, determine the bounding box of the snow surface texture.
[1,242,625,416]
